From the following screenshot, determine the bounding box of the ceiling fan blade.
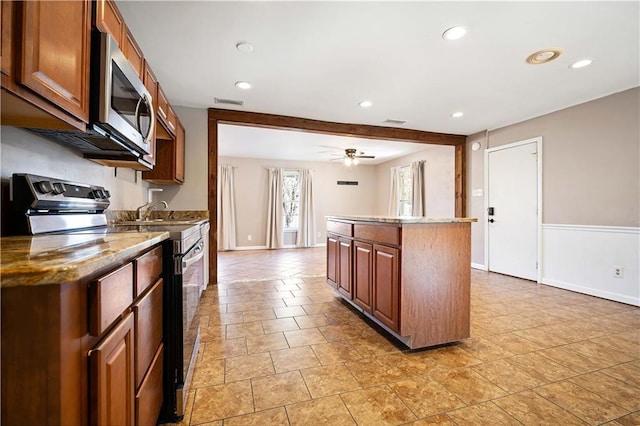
[356,155,375,159]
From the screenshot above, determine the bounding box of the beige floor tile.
[227,299,287,313]
[226,321,264,339]
[420,345,482,371]
[537,345,609,373]
[262,317,300,334]
[535,380,628,424]
[270,346,321,373]
[505,352,577,384]
[388,375,465,418]
[318,324,364,341]
[404,414,457,425]
[349,334,403,358]
[457,337,515,361]
[251,371,311,411]
[471,358,546,393]
[243,308,277,322]
[286,395,356,426]
[190,381,254,424]
[344,356,405,387]
[246,332,290,354]
[274,306,308,318]
[199,325,226,343]
[600,362,640,388]
[299,363,360,398]
[431,367,508,404]
[493,390,587,425]
[446,401,521,425]
[596,333,640,357]
[607,411,640,426]
[224,352,275,382]
[283,296,314,306]
[293,314,332,329]
[201,338,247,361]
[569,372,640,411]
[207,312,244,326]
[283,328,327,347]
[311,341,363,365]
[191,358,224,388]
[341,385,417,425]
[564,340,636,367]
[223,407,289,426]
[511,327,572,347]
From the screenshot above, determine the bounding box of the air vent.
[214,98,244,106]
[383,119,407,125]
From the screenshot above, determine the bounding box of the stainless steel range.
[7,173,208,423]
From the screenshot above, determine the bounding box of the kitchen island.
[326,215,476,349]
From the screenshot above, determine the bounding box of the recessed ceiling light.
[526,48,563,64]
[451,111,464,118]
[359,100,373,108]
[570,59,593,69]
[235,81,253,90]
[442,26,467,41]
[235,41,254,53]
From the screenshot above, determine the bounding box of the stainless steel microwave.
[28,32,155,162]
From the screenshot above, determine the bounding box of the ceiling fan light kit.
[341,148,375,166]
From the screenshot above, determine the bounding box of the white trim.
[227,245,268,251]
[484,136,543,282]
[471,263,488,271]
[541,278,639,307]
[543,224,640,234]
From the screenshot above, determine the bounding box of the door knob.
[488,218,495,223]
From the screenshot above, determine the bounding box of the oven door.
[177,238,205,415]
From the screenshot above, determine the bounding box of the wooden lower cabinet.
[136,344,164,426]
[90,312,135,426]
[337,237,352,299]
[353,241,372,312]
[326,234,338,286]
[372,245,400,332]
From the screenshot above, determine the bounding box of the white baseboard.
[541,224,639,307]
[471,262,488,271]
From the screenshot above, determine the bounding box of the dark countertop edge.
[0,232,170,288]
[325,215,478,224]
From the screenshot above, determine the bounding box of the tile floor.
[175,247,640,425]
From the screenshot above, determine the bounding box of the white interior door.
[486,138,540,281]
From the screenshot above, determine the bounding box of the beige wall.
[466,87,640,266]
[0,126,150,209]
[373,145,455,217]
[221,156,377,247]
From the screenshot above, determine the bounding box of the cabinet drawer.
[354,224,400,246]
[135,344,163,426]
[133,278,163,388]
[135,245,163,298]
[90,263,133,336]
[327,220,353,237]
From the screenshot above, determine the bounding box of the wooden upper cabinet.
[1,1,12,79]
[175,121,185,183]
[94,0,124,47]
[142,61,158,167]
[18,0,91,122]
[156,84,177,138]
[143,119,185,185]
[123,28,143,78]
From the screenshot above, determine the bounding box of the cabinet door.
[133,278,163,388]
[175,121,185,183]
[1,0,12,80]
[326,234,338,286]
[19,0,91,122]
[90,312,135,426]
[353,241,373,312]
[123,28,143,78]
[373,245,400,332]
[337,237,353,299]
[142,62,158,167]
[94,0,124,47]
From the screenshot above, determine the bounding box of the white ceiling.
[117,1,639,161]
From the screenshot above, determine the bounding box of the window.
[282,170,300,230]
[399,165,412,216]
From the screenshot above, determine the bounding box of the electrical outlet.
[247,234,252,241]
[613,266,624,278]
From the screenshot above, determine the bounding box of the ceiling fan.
[332,148,375,166]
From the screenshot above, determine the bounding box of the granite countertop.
[326,215,478,224]
[0,231,170,288]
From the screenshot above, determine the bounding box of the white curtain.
[266,167,284,249]
[388,166,400,216]
[217,165,237,250]
[296,169,316,247]
[411,160,426,216]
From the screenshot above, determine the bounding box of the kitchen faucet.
[136,188,168,220]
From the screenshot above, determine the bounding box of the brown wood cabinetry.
[1,0,91,130]
[326,218,472,349]
[1,243,165,426]
[123,28,144,78]
[144,120,185,184]
[90,312,136,426]
[372,244,400,331]
[94,0,125,47]
[142,61,159,168]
